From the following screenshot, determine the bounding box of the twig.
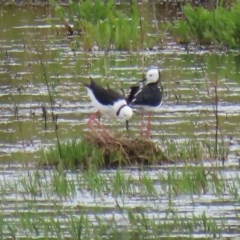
[35,48,62,158]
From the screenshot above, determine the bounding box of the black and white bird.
[127,68,163,138]
[84,78,133,135]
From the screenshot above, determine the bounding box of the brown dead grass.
[85,130,169,167]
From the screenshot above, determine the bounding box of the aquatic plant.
[68,215,91,240]
[40,138,105,170]
[201,211,221,238]
[139,173,157,197]
[157,164,208,195]
[171,2,240,48]
[36,49,63,159]
[82,168,108,197]
[51,0,145,51]
[201,54,230,162]
[156,162,233,198]
[162,138,207,162]
[0,214,3,239]
[20,171,42,198]
[52,171,77,199]
[126,208,222,238]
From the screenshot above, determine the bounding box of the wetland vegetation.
[0,0,240,239]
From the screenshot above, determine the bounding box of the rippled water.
[1,163,240,239]
[1,3,240,239]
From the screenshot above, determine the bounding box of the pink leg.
[87,112,114,139]
[87,112,103,140]
[87,112,100,129]
[145,112,152,138]
[140,114,145,137]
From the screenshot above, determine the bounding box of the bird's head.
[145,69,161,84]
[118,105,133,120]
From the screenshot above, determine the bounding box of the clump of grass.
[39,138,105,170]
[20,172,42,198]
[162,137,229,162]
[68,215,91,240]
[162,138,206,162]
[126,208,221,239]
[86,132,168,167]
[160,164,208,195]
[39,133,168,170]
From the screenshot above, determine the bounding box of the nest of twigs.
[85,130,169,167]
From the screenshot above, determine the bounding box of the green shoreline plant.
[51,0,145,51]
[171,2,240,48]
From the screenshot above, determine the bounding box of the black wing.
[84,79,124,105]
[127,85,140,104]
[132,83,163,107]
[126,79,146,104]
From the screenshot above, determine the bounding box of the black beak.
[140,78,147,86]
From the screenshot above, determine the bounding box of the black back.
[84,79,124,105]
[131,82,163,107]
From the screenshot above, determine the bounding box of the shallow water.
[0,3,240,239]
[1,163,240,239]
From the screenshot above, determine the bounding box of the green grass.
[51,0,144,51]
[39,138,105,170]
[171,2,240,48]
[162,138,204,162]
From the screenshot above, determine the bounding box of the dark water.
[1,3,240,239]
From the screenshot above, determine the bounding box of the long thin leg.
[145,112,152,138]
[140,113,145,137]
[87,112,104,141]
[126,120,130,137]
[88,112,100,127]
[87,112,100,130]
[87,112,114,139]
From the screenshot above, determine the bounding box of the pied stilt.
[127,68,163,138]
[84,78,133,137]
